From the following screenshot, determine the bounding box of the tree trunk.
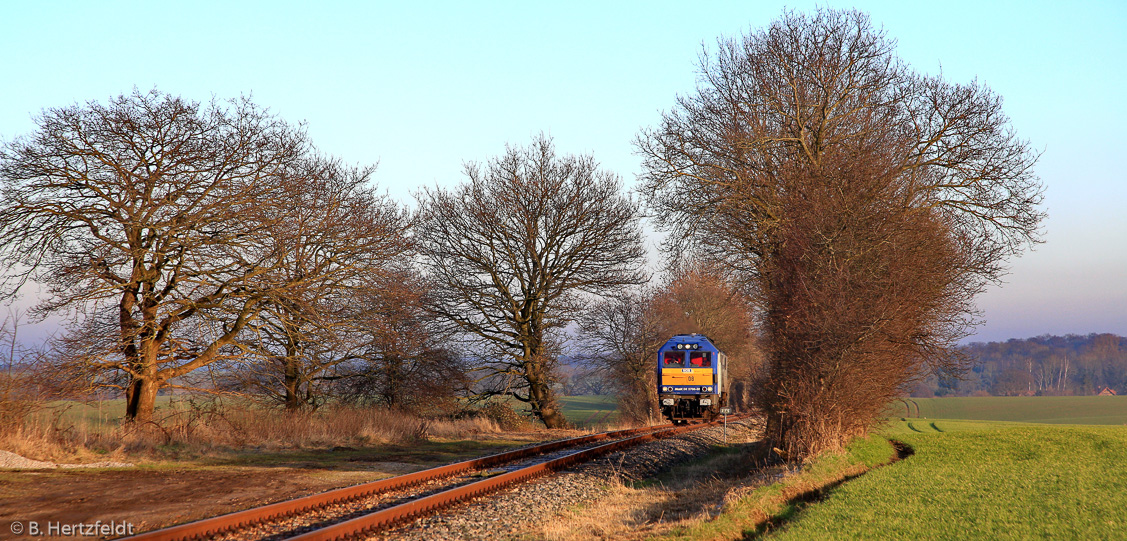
[520,322,571,428]
[125,375,159,422]
[527,365,569,429]
[124,339,161,422]
[528,372,569,429]
[283,356,303,410]
[763,409,790,456]
[536,400,570,429]
[383,356,404,408]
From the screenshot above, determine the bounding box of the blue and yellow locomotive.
[657,334,728,423]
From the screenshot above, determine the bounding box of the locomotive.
[657,334,728,423]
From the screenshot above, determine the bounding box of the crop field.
[892,395,1127,424]
[559,395,620,427]
[673,397,1127,539]
[755,419,1127,539]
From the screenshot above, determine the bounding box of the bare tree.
[331,275,469,412]
[0,89,311,421]
[759,160,976,455]
[578,288,664,423]
[416,135,647,428]
[637,9,1044,457]
[231,156,415,410]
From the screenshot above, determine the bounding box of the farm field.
[758,419,1127,539]
[33,396,177,427]
[559,395,620,427]
[893,395,1127,424]
[674,397,1127,539]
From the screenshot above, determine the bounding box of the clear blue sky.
[2,1,1124,343]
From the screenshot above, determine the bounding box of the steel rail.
[116,423,673,541]
[287,414,751,541]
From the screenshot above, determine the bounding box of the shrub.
[478,401,530,431]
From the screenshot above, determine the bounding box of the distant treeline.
[911,334,1127,397]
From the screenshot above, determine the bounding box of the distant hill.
[910,334,1127,397]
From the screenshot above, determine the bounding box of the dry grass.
[540,442,782,540]
[0,398,506,464]
[539,438,888,541]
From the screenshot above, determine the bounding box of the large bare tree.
[637,9,1045,457]
[232,157,415,410]
[416,135,647,428]
[0,89,311,421]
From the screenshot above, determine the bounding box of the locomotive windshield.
[689,351,711,367]
[663,351,685,367]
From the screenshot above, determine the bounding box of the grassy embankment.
[672,396,1127,539]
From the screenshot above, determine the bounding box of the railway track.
[119,415,747,541]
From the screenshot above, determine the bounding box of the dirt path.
[0,467,391,539]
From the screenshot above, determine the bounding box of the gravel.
[369,418,763,541]
[0,450,134,470]
[212,432,699,541]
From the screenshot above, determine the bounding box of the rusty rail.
[287,415,750,541]
[116,423,672,541]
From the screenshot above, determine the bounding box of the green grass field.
[892,395,1127,425]
[559,395,620,427]
[761,420,1127,539]
[669,396,1127,539]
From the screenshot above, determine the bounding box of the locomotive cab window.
[689,351,711,367]
[663,351,684,367]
